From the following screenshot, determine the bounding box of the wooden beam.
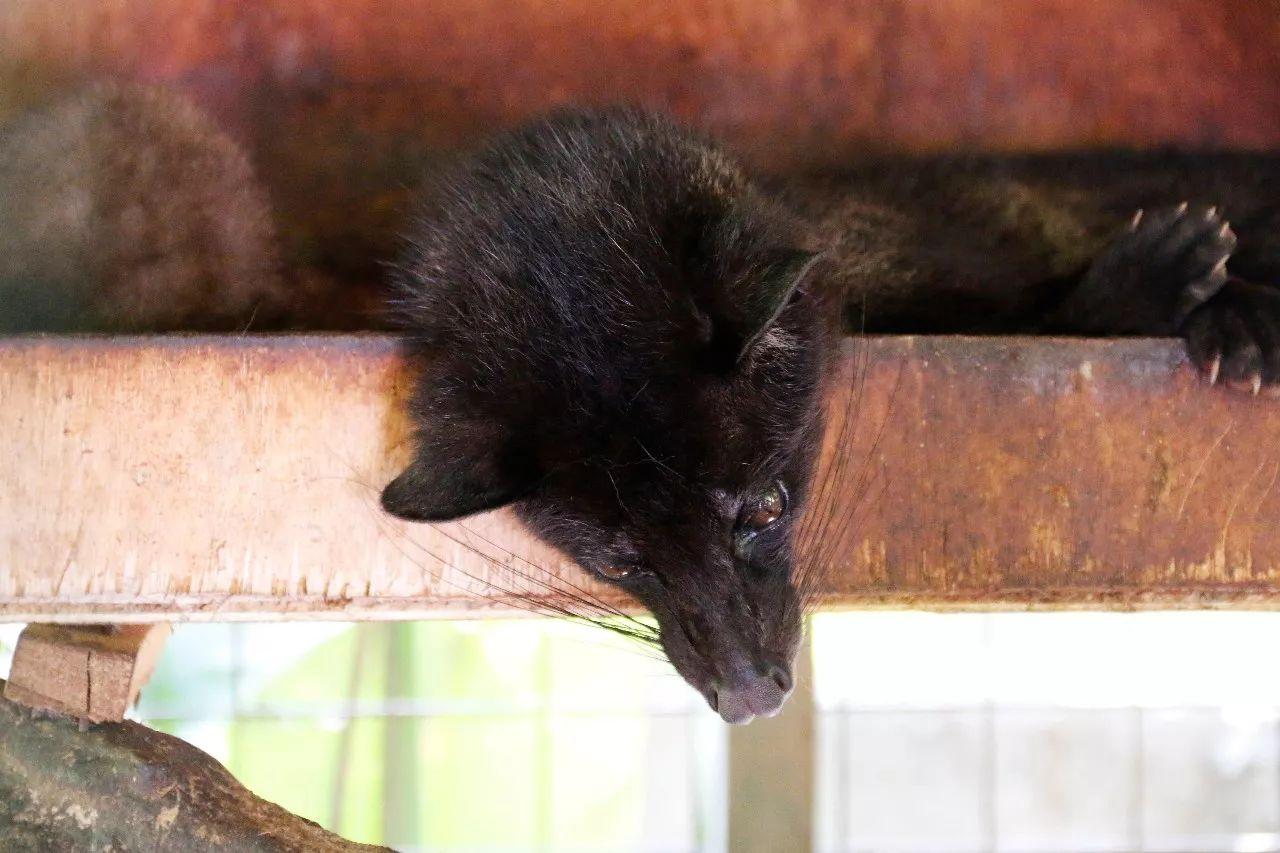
[3,623,170,721]
[3,334,1280,622]
[6,0,1280,163]
[0,336,592,622]
[5,0,1280,301]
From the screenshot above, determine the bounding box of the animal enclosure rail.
[2,335,1279,623]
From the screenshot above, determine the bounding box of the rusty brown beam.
[6,0,1279,160]
[1,334,1278,622]
[5,0,1280,298]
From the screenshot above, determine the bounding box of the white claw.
[1219,222,1234,241]
[1207,355,1221,386]
[1205,206,1218,220]
[1253,374,1264,396]
[1176,201,1189,215]
[1212,256,1229,276]
[1129,209,1145,231]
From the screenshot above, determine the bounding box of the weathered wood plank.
[2,334,1279,621]
[812,338,1280,608]
[0,335,588,621]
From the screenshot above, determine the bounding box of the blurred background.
[6,613,1280,853]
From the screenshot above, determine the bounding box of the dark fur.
[384,108,1280,721]
[383,110,833,722]
[785,150,1280,354]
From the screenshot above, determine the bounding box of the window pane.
[813,612,1280,853]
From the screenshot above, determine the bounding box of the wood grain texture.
[0,336,591,621]
[808,338,1280,607]
[3,335,1280,621]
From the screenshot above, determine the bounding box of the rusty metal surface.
[3,334,1280,621]
[4,0,1279,289]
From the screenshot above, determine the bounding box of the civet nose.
[714,665,794,725]
[769,664,794,694]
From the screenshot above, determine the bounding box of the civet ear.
[694,246,822,368]
[381,443,537,522]
[722,248,823,362]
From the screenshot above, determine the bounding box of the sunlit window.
[814,612,1280,853]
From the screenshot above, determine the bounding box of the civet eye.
[740,481,787,531]
[598,564,634,581]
